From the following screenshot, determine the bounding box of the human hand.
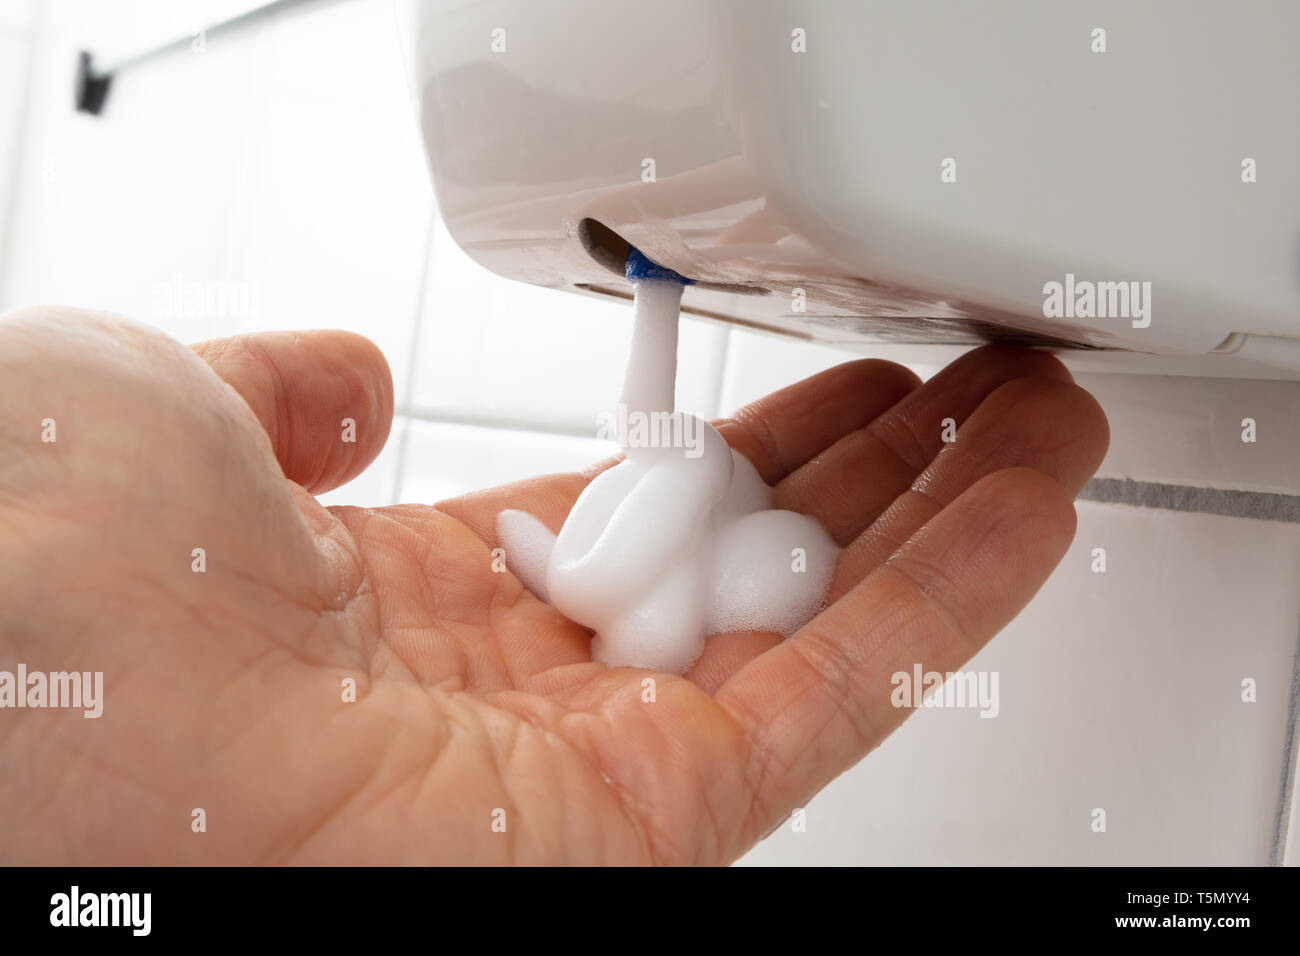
[0,307,1107,864]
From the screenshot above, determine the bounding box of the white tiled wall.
[739,504,1300,866]
[0,0,32,32]
[1,0,1296,865]
[409,213,731,435]
[0,4,34,277]
[399,420,612,505]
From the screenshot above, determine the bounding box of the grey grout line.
[1270,619,1300,866]
[388,209,439,505]
[707,325,734,419]
[1080,477,1300,524]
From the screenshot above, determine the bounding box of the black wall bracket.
[75,52,112,115]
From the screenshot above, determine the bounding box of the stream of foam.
[496,268,839,675]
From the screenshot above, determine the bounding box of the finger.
[716,467,1078,845]
[685,630,783,694]
[829,375,1108,600]
[192,330,394,494]
[689,375,1107,693]
[774,345,1073,543]
[438,358,921,545]
[714,358,921,485]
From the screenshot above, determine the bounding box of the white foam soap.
[496,249,839,675]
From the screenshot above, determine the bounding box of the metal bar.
[76,0,352,115]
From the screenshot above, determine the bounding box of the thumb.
[191,330,394,494]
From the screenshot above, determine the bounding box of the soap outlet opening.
[576,218,767,296]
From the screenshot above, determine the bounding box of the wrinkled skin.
[0,307,1108,864]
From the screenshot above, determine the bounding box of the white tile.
[238,0,434,400]
[409,214,731,432]
[717,330,857,413]
[738,502,1300,866]
[0,0,33,33]
[1079,373,1300,496]
[3,0,431,402]
[0,20,262,330]
[398,419,614,505]
[315,417,406,510]
[0,36,29,269]
[716,327,942,415]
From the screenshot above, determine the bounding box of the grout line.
[388,208,439,504]
[1080,477,1300,524]
[390,298,744,493]
[1270,618,1300,866]
[391,322,741,473]
[708,326,734,418]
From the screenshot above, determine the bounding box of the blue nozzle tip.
[625,245,695,285]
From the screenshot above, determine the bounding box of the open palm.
[0,306,1107,865]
